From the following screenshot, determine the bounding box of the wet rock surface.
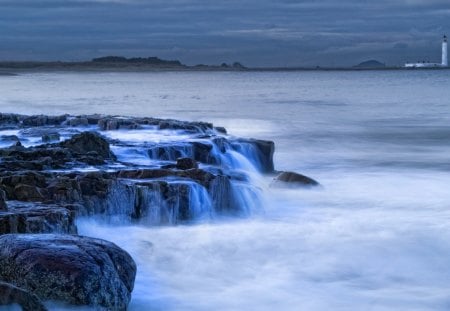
[0,202,77,235]
[0,113,277,309]
[0,113,275,224]
[0,234,136,310]
[0,281,47,311]
[273,171,320,187]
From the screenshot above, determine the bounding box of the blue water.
[2,70,450,310]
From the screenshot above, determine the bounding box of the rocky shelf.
[0,112,276,310]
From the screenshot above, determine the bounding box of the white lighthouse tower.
[442,35,448,67]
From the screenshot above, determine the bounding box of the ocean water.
[2,70,450,310]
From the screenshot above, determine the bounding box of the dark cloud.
[0,0,449,66]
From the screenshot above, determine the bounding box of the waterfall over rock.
[0,114,276,228]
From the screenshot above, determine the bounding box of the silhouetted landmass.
[92,56,183,66]
[0,56,248,72]
[354,60,386,68]
[1,56,450,73]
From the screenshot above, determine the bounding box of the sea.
[1,70,450,311]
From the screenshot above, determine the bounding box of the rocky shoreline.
[0,113,281,310]
[0,112,319,309]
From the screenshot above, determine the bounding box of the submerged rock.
[273,171,320,187]
[0,234,136,310]
[0,281,47,311]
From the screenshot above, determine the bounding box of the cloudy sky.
[0,0,449,67]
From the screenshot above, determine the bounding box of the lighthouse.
[405,35,449,68]
[442,35,448,67]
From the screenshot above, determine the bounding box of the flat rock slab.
[0,202,77,234]
[0,234,136,311]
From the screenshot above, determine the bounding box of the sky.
[0,0,449,67]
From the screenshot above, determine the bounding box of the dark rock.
[68,117,89,127]
[98,117,139,131]
[60,131,115,160]
[214,126,227,134]
[0,234,136,310]
[41,132,60,143]
[0,202,77,234]
[22,115,67,127]
[148,143,192,161]
[0,113,20,127]
[158,120,213,132]
[85,114,103,125]
[117,168,214,187]
[0,172,49,201]
[232,139,275,173]
[192,141,217,164]
[273,171,320,187]
[13,184,47,202]
[0,135,20,145]
[0,145,71,170]
[0,281,47,311]
[0,190,6,211]
[176,157,199,170]
[212,137,230,153]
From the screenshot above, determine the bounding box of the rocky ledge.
[0,113,278,309]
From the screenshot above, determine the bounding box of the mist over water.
[2,70,450,310]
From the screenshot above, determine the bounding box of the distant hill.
[92,56,184,67]
[354,60,386,68]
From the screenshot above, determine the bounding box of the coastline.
[2,62,450,74]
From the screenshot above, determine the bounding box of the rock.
[0,202,77,234]
[214,126,227,134]
[14,184,48,202]
[22,115,67,127]
[41,132,60,143]
[68,117,89,127]
[273,171,320,187]
[236,139,275,173]
[176,157,199,170]
[192,141,218,164]
[98,117,139,131]
[158,119,213,132]
[148,143,192,161]
[0,113,20,127]
[0,189,6,211]
[0,135,20,145]
[0,172,48,200]
[0,145,71,171]
[117,168,214,187]
[0,281,47,311]
[0,234,137,310]
[60,131,115,160]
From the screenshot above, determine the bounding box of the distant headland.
[0,56,247,73]
[0,56,450,74]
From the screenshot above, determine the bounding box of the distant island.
[354,60,386,69]
[0,56,247,73]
